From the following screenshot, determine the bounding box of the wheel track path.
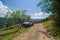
[13,23,55,40]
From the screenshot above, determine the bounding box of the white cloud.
[35,13,43,16]
[31,12,51,19]
[0,1,12,17]
[34,12,44,16]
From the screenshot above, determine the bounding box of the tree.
[5,10,31,27]
[4,12,13,27]
[37,0,52,12]
[10,11,22,23]
[26,15,31,20]
[37,0,60,27]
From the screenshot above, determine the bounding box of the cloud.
[0,1,12,17]
[31,12,51,19]
[35,12,43,16]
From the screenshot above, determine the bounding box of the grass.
[43,20,60,40]
[0,27,30,40]
[0,27,18,36]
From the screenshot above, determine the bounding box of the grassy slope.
[43,20,60,40]
[0,27,30,40]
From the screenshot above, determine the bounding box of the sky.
[0,0,50,19]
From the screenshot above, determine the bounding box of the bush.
[43,20,60,40]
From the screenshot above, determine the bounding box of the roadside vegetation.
[43,20,60,40]
[0,27,30,40]
[0,10,31,40]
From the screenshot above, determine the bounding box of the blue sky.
[0,0,50,19]
[1,0,40,14]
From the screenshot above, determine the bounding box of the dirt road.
[13,23,55,40]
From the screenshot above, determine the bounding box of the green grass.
[0,27,30,40]
[0,27,18,35]
[43,20,60,40]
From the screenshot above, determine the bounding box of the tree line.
[4,10,31,27]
